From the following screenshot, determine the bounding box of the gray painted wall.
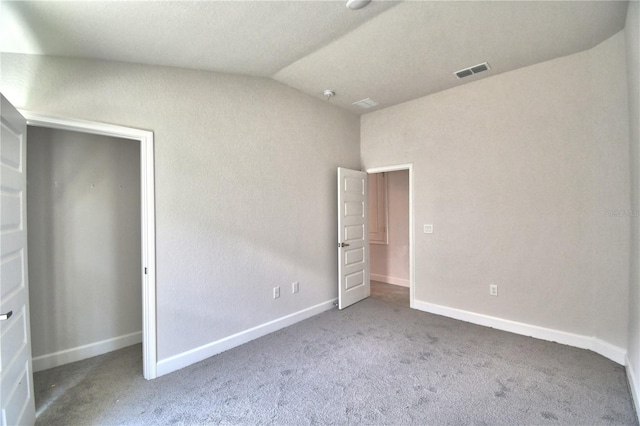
[626,0,640,406]
[1,54,361,361]
[361,31,630,348]
[27,127,141,358]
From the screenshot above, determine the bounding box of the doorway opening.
[366,164,414,308]
[22,112,157,380]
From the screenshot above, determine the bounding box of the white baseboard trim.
[370,274,410,288]
[157,298,337,377]
[32,331,142,372]
[413,299,626,365]
[627,355,640,423]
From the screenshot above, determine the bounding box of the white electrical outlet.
[292,281,299,294]
[424,224,433,234]
[273,286,280,299]
[489,284,498,296]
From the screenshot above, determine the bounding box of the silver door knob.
[0,311,13,321]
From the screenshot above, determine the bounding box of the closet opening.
[367,165,414,308]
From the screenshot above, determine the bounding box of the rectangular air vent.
[353,98,379,109]
[454,62,490,79]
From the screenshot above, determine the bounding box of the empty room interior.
[1,0,639,424]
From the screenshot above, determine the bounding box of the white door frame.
[366,164,415,309]
[21,111,158,380]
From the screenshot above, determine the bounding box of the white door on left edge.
[337,167,370,309]
[1,94,36,426]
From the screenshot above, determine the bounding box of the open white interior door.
[1,94,36,425]
[337,167,370,309]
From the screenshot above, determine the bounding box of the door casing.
[366,164,415,308]
[22,111,158,379]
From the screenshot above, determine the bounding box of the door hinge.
[144,267,148,275]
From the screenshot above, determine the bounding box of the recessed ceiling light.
[353,98,379,109]
[346,0,372,10]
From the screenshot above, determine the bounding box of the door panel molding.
[337,167,370,309]
[1,94,36,425]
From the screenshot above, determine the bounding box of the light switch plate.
[424,224,433,234]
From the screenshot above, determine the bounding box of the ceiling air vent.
[454,62,490,79]
[353,98,379,109]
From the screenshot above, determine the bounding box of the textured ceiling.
[0,1,629,114]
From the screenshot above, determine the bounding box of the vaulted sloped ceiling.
[0,1,629,114]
